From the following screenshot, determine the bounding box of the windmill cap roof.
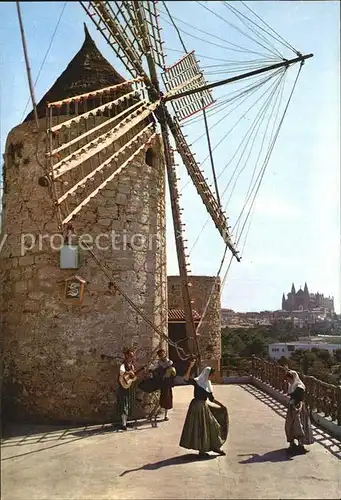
[25,24,126,122]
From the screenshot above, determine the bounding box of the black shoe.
[198,452,209,458]
[164,416,169,421]
[121,425,127,431]
[296,445,308,454]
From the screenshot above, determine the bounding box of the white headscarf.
[194,366,213,393]
[287,370,305,394]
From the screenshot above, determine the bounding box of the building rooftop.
[270,341,341,347]
[168,309,201,322]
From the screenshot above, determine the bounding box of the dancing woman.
[284,370,313,454]
[179,359,228,457]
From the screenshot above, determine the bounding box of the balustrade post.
[337,386,341,426]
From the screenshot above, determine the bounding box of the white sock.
[122,414,127,426]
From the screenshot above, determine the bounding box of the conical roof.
[25,25,126,122]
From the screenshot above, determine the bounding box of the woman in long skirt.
[149,349,176,421]
[284,370,313,454]
[179,359,228,457]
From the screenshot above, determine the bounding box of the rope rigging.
[165,46,276,64]
[180,67,286,196]
[187,69,289,328]
[158,7,280,59]
[222,2,286,60]
[233,62,304,244]
[188,69,285,148]
[186,66,286,256]
[221,70,287,211]
[20,1,67,122]
[161,3,250,344]
[163,3,307,335]
[217,62,304,300]
[196,1,290,59]
[182,68,285,128]
[188,69,286,257]
[239,0,299,54]
[233,72,288,239]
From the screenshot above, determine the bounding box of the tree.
[311,348,333,367]
[243,335,268,357]
[334,349,341,363]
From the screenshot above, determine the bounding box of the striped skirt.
[179,399,229,452]
[285,401,314,445]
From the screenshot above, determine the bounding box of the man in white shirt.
[117,349,136,430]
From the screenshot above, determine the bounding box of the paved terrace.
[2,385,341,500]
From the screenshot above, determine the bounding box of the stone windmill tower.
[0,26,167,424]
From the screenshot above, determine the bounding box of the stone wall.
[167,276,221,370]
[0,116,167,424]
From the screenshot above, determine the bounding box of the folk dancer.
[149,348,176,422]
[179,359,228,457]
[117,349,136,431]
[284,369,313,454]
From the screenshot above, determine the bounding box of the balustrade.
[220,356,341,426]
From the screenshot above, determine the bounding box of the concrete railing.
[220,356,341,438]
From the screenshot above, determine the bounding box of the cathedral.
[282,283,334,313]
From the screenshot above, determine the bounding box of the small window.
[287,345,295,352]
[145,148,155,167]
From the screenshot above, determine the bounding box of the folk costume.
[179,366,228,455]
[285,370,313,453]
[150,356,175,420]
[117,360,136,430]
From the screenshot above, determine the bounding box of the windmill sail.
[162,51,215,121]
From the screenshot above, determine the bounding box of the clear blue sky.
[0,1,340,313]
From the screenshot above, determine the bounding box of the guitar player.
[117,348,140,430]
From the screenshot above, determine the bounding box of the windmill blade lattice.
[45,78,158,226]
[80,1,238,256]
[79,1,148,79]
[77,0,242,364]
[161,51,215,121]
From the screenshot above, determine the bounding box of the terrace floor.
[2,384,341,499]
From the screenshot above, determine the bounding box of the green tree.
[312,348,333,367]
[334,349,341,363]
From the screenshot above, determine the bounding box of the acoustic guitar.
[119,365,146,389]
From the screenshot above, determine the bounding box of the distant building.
[269,341,340,360]
[221,309,274,328]
[282,283,334,313]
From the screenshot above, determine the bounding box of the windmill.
[42,1,313,368]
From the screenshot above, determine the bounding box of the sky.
[0,1,340,313]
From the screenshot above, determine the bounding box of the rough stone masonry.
[0,29,167,424]
[168,275,222,370]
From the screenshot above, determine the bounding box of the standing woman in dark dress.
[179,359,228,457]
[284,370,313,454]
[150,349,176,421]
